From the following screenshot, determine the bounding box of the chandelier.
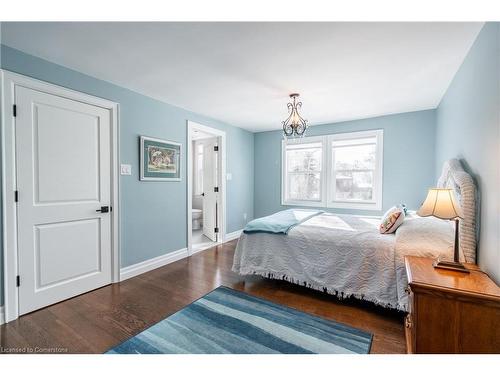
[282,93,308,137]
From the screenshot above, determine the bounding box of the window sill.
[329,201,382,211]
[281,200,325,208]
[281,199,382,211]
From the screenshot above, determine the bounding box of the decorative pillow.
[379,205,406,234]
[400,203,408,215]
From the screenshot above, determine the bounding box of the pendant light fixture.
[282,93,308,137]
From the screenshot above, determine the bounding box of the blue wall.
[435,23,500,283]
[0,45,255,305]
[254,110,437,218]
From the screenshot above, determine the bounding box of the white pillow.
[379,205,405,234]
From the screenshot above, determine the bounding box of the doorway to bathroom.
[187,121,227,255]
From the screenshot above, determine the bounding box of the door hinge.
[214,227,219,233]
[213,145,219,152]
[13,104,17,117]
[214,187,219,193]
[16,275,20,287]
[14,190,19,202]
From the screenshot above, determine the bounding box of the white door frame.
[1,70,121,323]
[186,120,226,256]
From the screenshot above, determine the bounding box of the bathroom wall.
[192,140,203,210]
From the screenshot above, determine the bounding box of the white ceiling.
[1,22,483,132]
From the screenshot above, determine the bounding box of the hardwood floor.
[0,240,406,353]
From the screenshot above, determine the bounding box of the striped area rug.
[106,286,372,354]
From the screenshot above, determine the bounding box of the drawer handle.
[405,286,411,295]
[405,316,412,329]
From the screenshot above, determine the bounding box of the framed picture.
[140,136,182,181]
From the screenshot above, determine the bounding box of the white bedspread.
[394,213,457,309]
[232,212,456,312]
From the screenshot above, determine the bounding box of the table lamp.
[417,188,469,273]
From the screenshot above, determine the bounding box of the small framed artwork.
[140,136,182,181]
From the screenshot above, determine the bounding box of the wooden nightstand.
[404,256,500,353]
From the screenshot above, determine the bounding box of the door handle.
[96,206,110,213]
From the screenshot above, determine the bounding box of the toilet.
[192,209,203,230]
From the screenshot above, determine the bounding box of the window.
[282,130,383,210]
[283,139,324,204]
[330,131,383,209]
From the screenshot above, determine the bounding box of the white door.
[202,139,218,241]
[16,86,112,315]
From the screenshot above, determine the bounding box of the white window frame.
[281,135,327,207]
[327,129,383,211]
[281,130,383,211]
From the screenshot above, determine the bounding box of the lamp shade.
[417,188,464,220]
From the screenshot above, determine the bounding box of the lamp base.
[433,259,470,273]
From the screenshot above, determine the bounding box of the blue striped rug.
[106,287,372,354]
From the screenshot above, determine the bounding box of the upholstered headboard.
[437,159,477,263]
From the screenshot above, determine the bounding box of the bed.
[232,159,477,312]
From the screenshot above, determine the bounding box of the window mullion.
[326,134,333,207]
[325,137,328,206]
[332,150,336,207]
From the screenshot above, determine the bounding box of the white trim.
[139,135,182,181]
[281,130,384,211]
[0,306,5,325]
[1,69,120,323]
[111,104,121,283]
[120,229,242,281]
[225,229,243,241]
[191,229,242,254]
[190,243,214,255]
[186,121,227,256]
[120,248,188,281]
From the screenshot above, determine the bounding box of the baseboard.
[191,229,243,254]
[190,243,213,255]
[120,247,188,281]
[0,306,5,325]
[2,230,243,323]
[119,229,243,282]
[225,229,243,242]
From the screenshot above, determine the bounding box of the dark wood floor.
[0,240,406,353]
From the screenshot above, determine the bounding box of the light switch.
[120,164,132,175]
[226,173,232,181]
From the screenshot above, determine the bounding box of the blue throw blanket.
[243,209,323,234]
